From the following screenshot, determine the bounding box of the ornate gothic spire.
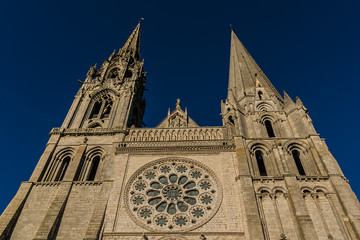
[119,19,143,60]
[228,29,282,102]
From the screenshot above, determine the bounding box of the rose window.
[124,157,222,232]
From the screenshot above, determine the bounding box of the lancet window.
[41,149,74,182]
[75,151,103,181]
[265,120,275,138]
[54,156,70,181]
[292,150,306,175]
[256,150,267,176]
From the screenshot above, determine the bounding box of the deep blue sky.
[1,0,359,213]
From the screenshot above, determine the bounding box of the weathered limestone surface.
[0,182,32,240]
[1,22,360,240]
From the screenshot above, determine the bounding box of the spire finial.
[139,18,144,23]
[229,24,234,32]
[176,98,181,109]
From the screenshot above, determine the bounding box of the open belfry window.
[90,94,113,119]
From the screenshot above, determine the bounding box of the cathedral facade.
[1,21,360,240]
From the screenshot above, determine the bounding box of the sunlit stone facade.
[1,21,360,240]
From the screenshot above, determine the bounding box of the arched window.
[292,150,306,175]
[258,91,263,100]
[54,156,70,181]
[265,120,275,138]
[87,156,100,181]
[89,94,113,120]
[75,154,102,181]
[255,150,267,176]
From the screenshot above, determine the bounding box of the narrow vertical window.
[292,150,306,175]
[258,91,263,100]
[256,150,267,176]
[265,120,275,138]
[87,156,100,181]
[90,100,102,119]
[100,97,113,119]
[55,156,70,181]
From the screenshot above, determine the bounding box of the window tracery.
[89,94,113,120]
[124,157,222,232]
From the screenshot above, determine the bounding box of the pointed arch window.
[265,120,275,138]
[87,156,100,181]
[90,94,113,120]
[76,154,102,181]
[255,150,267,176]
[41,152,73,182]
[90,101,102,119]
[54,156,70,181]
[292,150,306,175]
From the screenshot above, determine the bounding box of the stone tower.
[1,22,360,240]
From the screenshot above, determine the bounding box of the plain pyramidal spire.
[228,28,282,102]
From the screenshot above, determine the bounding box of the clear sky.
[1,0,359,213]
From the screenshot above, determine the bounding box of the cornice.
[116,140,235,153]
[49,127,128,136]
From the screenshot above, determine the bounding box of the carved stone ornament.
[124,157,223,232]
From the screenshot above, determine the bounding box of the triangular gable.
[156,99,199,128]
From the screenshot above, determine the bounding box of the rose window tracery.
[125,157,222,232]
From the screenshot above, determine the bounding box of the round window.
[124,157,222,232]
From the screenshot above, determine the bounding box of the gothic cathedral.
[1,21,360,240]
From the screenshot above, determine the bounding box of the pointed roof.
[157,99,199,128]
[119,19,142,59]
[228,29,282,102]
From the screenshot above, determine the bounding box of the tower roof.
[119,19,143,59]
[228,29,282,102]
